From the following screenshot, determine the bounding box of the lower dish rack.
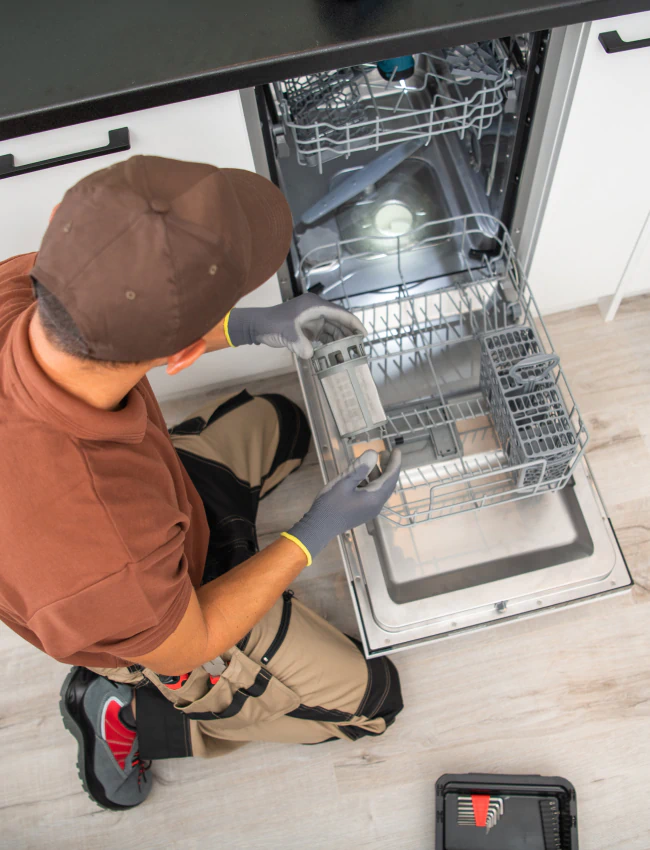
[307,214,589,524]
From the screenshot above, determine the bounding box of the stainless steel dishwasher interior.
[279,137,497,304]
[265,46,632,655]
[378,481,593,604]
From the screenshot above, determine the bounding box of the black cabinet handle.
[599,30,650,54]
[0,127,130,180]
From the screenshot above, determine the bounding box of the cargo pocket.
[179,648,300,731]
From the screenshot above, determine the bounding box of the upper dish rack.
[306,214,589,523]
[273,41,514,172]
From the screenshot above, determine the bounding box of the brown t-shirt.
[0,254,209,667]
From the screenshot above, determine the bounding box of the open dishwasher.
[254,32,632,656]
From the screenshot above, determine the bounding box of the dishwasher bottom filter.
[435,773,577,850]
[312,335,386,438]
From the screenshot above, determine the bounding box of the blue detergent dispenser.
[376,55,415,81]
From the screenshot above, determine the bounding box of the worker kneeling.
[0,156,402,811]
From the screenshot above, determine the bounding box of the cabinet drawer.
[0,92,255,258]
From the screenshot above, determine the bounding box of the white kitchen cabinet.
[0,92,292,397]
[525,11,650,315]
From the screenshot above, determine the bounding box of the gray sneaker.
[60,667,152,810]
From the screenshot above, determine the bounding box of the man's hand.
[225,292,367,359]
[283,448,401,564]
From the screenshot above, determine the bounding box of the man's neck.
[28,312,149,412]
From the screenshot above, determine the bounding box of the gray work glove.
[282,449,401,564]
[226,293,367,359]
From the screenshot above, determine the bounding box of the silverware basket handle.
[506,353,560,395]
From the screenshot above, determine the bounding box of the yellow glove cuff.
[223,311,236,348]
[280,531,313,567]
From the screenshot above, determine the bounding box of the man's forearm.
[196,536,307,659]
[127,537,307,676]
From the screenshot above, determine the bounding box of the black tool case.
[435,773,578,849]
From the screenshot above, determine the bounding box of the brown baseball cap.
[32,155,293,361]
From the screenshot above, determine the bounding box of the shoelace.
[131,750,152,788]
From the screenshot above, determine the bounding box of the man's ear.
[166,339,207,375]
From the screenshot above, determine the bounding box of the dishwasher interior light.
[374,201,414,237]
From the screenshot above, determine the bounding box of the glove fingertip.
[348,450,378,484]
[356,448,379,470]
[354,317,369,338]
[362,448,402,493]
[295,337,315,359]
[384,447,402,476]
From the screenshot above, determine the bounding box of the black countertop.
[2,0,649,140]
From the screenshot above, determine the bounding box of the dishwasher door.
[249,34,632,657]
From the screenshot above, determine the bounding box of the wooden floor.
[2,296,650,850]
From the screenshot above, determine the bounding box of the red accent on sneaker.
[209,675,221,685]
[102,697,136,771]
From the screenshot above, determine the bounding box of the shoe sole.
[59,668,137,811]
